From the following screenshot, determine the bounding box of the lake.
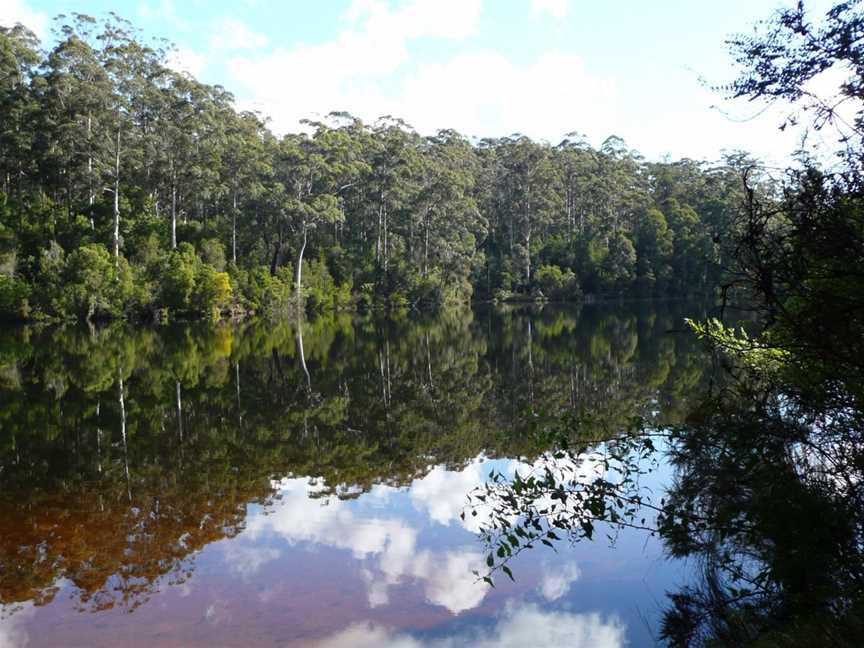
[0,301,712,647]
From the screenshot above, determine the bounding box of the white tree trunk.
[295,221,308,303]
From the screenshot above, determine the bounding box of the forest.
[4,1,864,646]
[0,14,752,321]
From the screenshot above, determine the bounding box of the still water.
[0,302,710,647]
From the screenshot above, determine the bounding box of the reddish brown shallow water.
[1,463,682,647]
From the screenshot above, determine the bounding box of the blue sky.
[1,0,843,162]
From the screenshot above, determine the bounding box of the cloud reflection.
[538,562,582,601]
[0,603,36,648]
[310,602,626,648]
[243,477,488,614]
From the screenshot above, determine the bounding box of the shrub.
[302,257,352,312]
[199,238,226,271]
[159,244,198,311]
[535,264,581,300]
[193,265,232,316]
[0,275,30,320]
[62,244,135,320]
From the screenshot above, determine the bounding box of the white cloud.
[210,19,269,51]
[222,543,281,581]
[0,603,36,648]
[229,41,619,143]
[538,561,581,601]
[245,476,490,614]
[344,0,483,41]
[0,0,47,37]
[394,50,618,140]
[225,0,495,136]
[311,602,626,648]
[139,0,185,28]
[165,46,207,78]
[531,0,571,21]
[211,0,808,160]
[410,461,486,531]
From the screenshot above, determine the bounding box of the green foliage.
[302,257,352,312]
[0,274,29,319]
[157,243,232,317]
[534,264,581,300]
[62,244,135,320]
[199,239,227,272]
[231,265,296,315]
[0,14,744,321]
[159,244,198,312]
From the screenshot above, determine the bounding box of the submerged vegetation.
[0,14,752,322]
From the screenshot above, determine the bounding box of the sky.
[0,0,844,163]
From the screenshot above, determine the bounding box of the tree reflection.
[470,333,864,646]
[0,301,709,613]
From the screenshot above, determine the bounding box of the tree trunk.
[424,209,430,277]
[170,161,177,249]
[296,313,311,393]
[175,381,183,441]
[87,113,94,218]
[295,220,308,304]
[376,198,383,264]
[113,128,121,266]
[232,189,238,264]
[383,204,389,275]
[118,366,130,501]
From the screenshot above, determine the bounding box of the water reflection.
[311,604,626,648]
[0,302,710,646]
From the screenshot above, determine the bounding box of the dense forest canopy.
[0,14,760,321]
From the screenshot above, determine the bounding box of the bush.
[62,244,135,320]
[199,239,226,271]
[193,266,232,317]
[157,243,232,317]
[0,275,30,320]
[409,275,445,308]
[231,265,295,315]
[535,264,581,300]
[302,257,352,312]
[159,244,198,311]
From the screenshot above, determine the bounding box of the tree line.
[1,14,754,321]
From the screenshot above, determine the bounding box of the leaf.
[502,565,515,582]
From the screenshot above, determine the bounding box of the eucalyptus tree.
[495,136,563,287]
[414,129,486,300]
[554,133,596,240]
[39,15,112,221]
[266,117,366,303]
[365,117,423,285]
[96,14,164,263]
[0,24,40,199]
[221,110,271,265]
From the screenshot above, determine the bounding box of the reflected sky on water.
[0,302,708,647]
